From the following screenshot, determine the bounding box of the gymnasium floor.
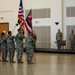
[0,53,75,75]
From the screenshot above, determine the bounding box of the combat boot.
[5,59,8,62]
[19,60,23,63]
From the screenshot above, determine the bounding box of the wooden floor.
[0,53,75,75]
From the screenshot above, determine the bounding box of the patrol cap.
[28,32,33,36]
[8,31,11,34]
[17,28,21,31]
[1,32,5,36]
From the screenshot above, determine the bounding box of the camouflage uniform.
[1,34,7,62]
[32,33,37,51]
[7,35,15,62]
[69,33,75,49]
[25,35,34,64]
[56,31,63,49]
[15,33,25,63]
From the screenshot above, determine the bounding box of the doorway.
[0,23,9,36]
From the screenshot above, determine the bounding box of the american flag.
[18,0,26,32]
[25,9,33,33]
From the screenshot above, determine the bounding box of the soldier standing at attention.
[32,31,37,51]
[7,31,15,63]
[25,32,35,64]
[1,32,8,62]
[15,29,25,63]
[56,29,63,49]
[69,30,75,49]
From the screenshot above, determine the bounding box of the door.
[0,23,9,36]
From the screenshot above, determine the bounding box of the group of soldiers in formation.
[56,29,75,50]
[0,29,37,64]
[0,28,74,63]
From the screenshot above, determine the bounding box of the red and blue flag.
[25,9,33,33]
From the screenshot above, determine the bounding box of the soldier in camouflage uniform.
[69,30,75,49]
[25,32,34,64]
[1,32,8,62]
[32,31,37,51]
[15,29,25,63]
[7,31,15,63]
[56,29,63,49]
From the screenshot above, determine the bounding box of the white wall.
[0,0,75,48]
[64,0,75,40]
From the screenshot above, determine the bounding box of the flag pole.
[12,25,17,33]
[22,0,25,36]
[30,7,33,34]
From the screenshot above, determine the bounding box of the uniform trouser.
[2,49,7,60]
[26,47,34,62]
[70,42,75,49]
[8,48,15,61]
[1,45,7,60]
[57,40,62,49]
[16,47,23,61]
